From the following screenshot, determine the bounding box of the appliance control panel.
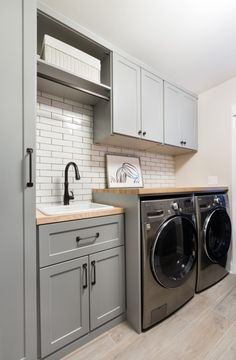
[197,193,227,210]
[141,196,194,222]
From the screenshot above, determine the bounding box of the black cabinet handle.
[143,131,146,136]
[91,260,96,285]
[26,148,33,187]
[82,264,88,289]
[138,130,142,135]
[76,232,99,245]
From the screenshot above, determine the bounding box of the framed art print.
[106,154,143,188]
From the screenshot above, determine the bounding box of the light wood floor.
[63,274,236,360]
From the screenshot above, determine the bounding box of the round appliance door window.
[151,216,197,288]
[204,208,231,264]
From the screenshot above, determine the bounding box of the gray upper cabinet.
[164,82,197,150]
[40,257,89,358]
[112,54,164,143]
[90,246,125,330]
[113,53,141,137]
[180,91,198,150]
[141,69,163,143]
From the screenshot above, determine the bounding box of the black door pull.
[26,148,33,187]
[91,261,96,285]
[82,264,88,289]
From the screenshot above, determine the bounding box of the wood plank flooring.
[62,274,236,360]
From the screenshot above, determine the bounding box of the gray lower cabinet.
[38,215,125,358]
[40,257,89,358]
[90,247,125,330]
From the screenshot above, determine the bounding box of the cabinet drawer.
[38,215,124,267]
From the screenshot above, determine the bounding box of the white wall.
[176,76,236,272]
[176,76,236,189]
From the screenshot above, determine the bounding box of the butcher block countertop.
[36,207,125,225]
[93,186,228,196]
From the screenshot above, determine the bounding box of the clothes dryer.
[195,193,231,293]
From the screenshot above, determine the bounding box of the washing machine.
[195,193,232,293]
[141,196,197,330]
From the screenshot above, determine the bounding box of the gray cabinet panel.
[23,1,37,359]
[39,215,124,267]
[90,246,125,330]
[164,82,181,147]
[40,257,89,357]
[0,2,24,358]
[164,82,197,150]
[181,92,198,150]
[141,69,163,143]
[113,53,141,137]
[0,1,36,359]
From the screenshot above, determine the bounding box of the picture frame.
[106,154,144,188]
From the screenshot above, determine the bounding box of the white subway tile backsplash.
[37,136,51,144]
[52,113,71,123]
[52,151,72,159]
[41,92,63,102]
[36,93,176,204]
[40,144,62,152]
[40,130,62,139]
[52,138,72,147]
[41,157,62,164]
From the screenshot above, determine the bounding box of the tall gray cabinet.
[0,1,37,360]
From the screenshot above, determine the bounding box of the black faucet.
[64,162,80,205]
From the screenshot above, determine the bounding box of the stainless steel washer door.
[151,216,197,288]
[204,207,231,264]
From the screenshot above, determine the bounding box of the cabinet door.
[90,246,125,330]
[164,82,198,150]
[141,69,163,143]
[113,53,141,137]
[0,1,36,360]
[180,92,197,150]
[40,257,89,357]
[164,82,182,147]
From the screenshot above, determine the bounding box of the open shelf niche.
[37,10,112,108]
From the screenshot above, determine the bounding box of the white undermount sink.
[37,202,114,216]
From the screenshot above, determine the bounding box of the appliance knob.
[214,197,220,205]
[145,223,151,231]
[172,202,179,211]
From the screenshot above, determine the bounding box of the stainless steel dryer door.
[151,216,197,288]
[204,207,231,264]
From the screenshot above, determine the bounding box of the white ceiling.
[42,0,236,94]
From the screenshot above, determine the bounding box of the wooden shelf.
[37,59,111,105]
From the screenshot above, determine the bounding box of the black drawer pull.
[91,260,96,285]
[26,148,33,187]
[82,263,88,289]
[76,232,99,244]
